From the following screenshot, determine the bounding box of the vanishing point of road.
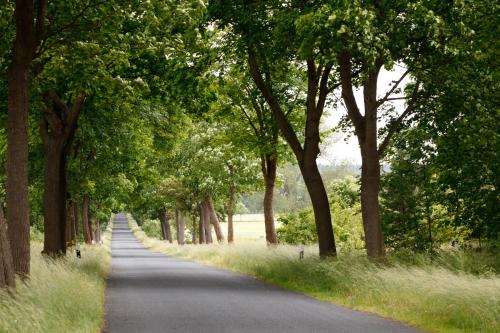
[103,213,420,333]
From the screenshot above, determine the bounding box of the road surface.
[104,213,420,333]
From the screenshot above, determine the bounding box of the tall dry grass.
[129,215,500,333]
[0,219,112,333]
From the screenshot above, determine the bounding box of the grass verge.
[0,217,113,333]
[129,215,500,333]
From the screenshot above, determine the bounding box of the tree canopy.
[0,0,497,285]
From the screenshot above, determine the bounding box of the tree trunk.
[0,203,15,289]
[339,52,386,259]
[359,65,385,259]
[159,209,172,243]
[248,51,337,257]
[207,196,224,243]
[179,213,185,245]
[160,220,166,239]
[165,212,172,243]
[6,0,35,277]
[175,209,185,245]
[359,151,384,258]
[191,214,197,244]
[261,154,278,244]
[300,160,337,257]
[227,188,235,243]
[202,202,213,244]
[40,92,84,256]
[82,194,92,244]
[42,142,67,255]
[95,219,100,244]
[65,201,72,245]
[66,200,76,246]
[198,205,206,244]
[90,217,95,243]
[426,200,433,251]
[207,224,213,244]
[73,201,79,241]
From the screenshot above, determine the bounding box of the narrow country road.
[104,214,420,333]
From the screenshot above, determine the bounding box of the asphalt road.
[103,213,420,333]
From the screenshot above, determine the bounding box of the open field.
[130,216,500,333]
[0,222,112,333]
[224,213,266,223]
[219,213,277,240]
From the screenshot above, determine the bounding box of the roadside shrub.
[277,177,364,249]
[141,219,162,239]
[277,209,316,245]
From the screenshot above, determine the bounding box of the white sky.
[318,65,410,166]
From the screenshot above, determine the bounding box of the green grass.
[0,219,113,333]
[129,215,500,333]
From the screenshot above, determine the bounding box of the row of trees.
[0,0,209,288]
[206,0,498,257]
[1,0,497,288]
[130,0,498,258]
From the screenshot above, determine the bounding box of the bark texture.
[40,92,85,256]
[191,214,197,244]
[207,196,224,243]
[175,209,185,245]
[0,204,15,289]
[339,52,385,258]
[6,0,40,276]
[82,194,92,244]
[159,209,172,243]
[202,202,213,244]
[227,188,235,243]
[65,200,76,246]
[198,205,206,244]
[94,219,100,244]
[73,201,79,240]
[261,154,278,244]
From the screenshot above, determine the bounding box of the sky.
[317,65,410,166]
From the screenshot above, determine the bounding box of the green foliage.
[277,176,364,249]
[141,219,163,239]
[381,0,499,248]
[30,227,44,243]
[277,210,316,245]
[381,135,468,252]
[243,163,359,213]
[0,3,14,72]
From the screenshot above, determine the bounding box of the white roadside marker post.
[76,243,81,259]
[299,245,304,260]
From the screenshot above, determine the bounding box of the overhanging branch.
[247,48,303,160]
[378,81,421,157]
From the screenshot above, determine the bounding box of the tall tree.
[6,0,47,276]
[209,2,338,256]
[215,66,294,244]
[31,0,157,254]
[159,208,172,243]
[40,92,84,254]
